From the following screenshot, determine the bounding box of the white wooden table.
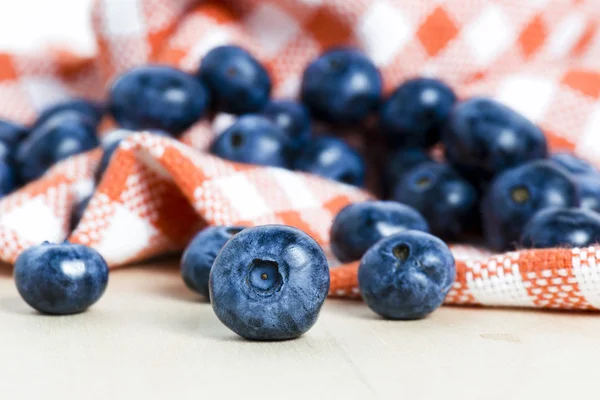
[0,259,597,400]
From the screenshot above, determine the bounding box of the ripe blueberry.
[262,100,311,152]
[521,208,600,249]
[34,99,104,129]
[549,152,597,176]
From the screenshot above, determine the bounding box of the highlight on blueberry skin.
[520,208,600,249]
[34,99,105,129]
[294,136,366,187]
[380,77,456,149]
[198,45,271,115]
[14,242,109,315]
[181,225,245,298]
[209,225,330,341]
[261,100,311,152]
[482,160,580,251]
[109,65,210,135]
[358,230,456,320]
[210,114,292,168]
[301,47,382,124]
[331,201,429,263]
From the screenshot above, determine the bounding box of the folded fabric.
[1,0,600,311]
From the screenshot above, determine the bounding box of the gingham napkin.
[1,0,600,311]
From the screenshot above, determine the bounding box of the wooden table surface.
[0,259,597,400]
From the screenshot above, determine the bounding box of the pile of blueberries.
[7,44,600,341]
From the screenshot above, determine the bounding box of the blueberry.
[576,174,600,213]
[358,230,455,320]
[301,48,382,124]
[443,97,547,180]
[198,46,271,114]
[14,242,109,315]
[380,78,456,148]
[210,115,291,168]
[262,100,311,151]
[34,99,104,129]
[16,113,98,183]
[209,225,329,340]
[331,201,429,263]
[0,119,28,156]
[392,162,478,240]
[181,225,245,298]
[109,65,210,135]
[385,147,432,190]
[521,208,600,249]
[294,136,365,186]
[70,194,92,231]
[482,160,580,250]
[549,152,597,176]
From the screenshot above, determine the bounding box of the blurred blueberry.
[301,48,382,124]
[521,208,600,249]
[34,99,104,129]
[576,174,600,213]
[385,147,432,190]
[549,152,598,176]
[198,46,271,114]
[262,100,311,151]
[0,119,28,156]
[109,65,210,135]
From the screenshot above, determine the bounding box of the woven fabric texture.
[1,0,600,310]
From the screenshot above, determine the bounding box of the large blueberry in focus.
[210,225,330,340]
[181,225,245,298]
[392,162,478,240]
[384,147,432,190]
[301,48,382,124]
[521,208,600,249]
[331,201,429,263]
[358,230,455,320]
[294,136,365,186]
[34,99,104,129]
[16,113,98,183]
[482,160,580,250]
[549,152,597,176]
[14,242,109,315]
[443,97,547,180]
[198,46,271,114]
[380,78,456,148]
[262,100,311,151]
[210,115,291,168]
[109,65,210,135]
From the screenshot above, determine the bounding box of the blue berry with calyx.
[209,225,329,340]
[301,48,382,124]
[392,161,478,240]
[380,78,456,148]
[358,230,455,320]
[14,242,109,315]
[109,65,210,135]
[384,147,432,190]
[521,208,600,249]
[331,201,429,263]
[294,136,365,186]
[34,99,104,129]
[181,225,245,298]
[16,113,98,183]
[549,152,597,176]
[198,45,271,114]
[210,114,291,168]
[443,97,547,180]
[262,100,311,151]
[482,160,580,251]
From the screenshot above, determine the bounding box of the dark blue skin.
[198,46,271,114]
[301,48,382,124]
[482,160,580,251]
[392,162,478,240]
[70,194,92,231]
[16,113,98,183]
[358,230,456,320]
[109,65,210,135]
[0,160,16,197]
[576,174,600,213]
[14,242,109,315]
[262,100,311,152]
[330,201,429,263]
[181,225,245,298]
[549,152,597,175]
[385,147,432,190]
[34,99,104,129]
[210,115,291,168]
[443,97,548,181]
[294,136,365,186]
[380,78,456,148]
[0,119,28,156]
[209,225,330,340]
[521,208,600,249]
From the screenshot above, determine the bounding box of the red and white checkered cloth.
[1,0,600,311]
